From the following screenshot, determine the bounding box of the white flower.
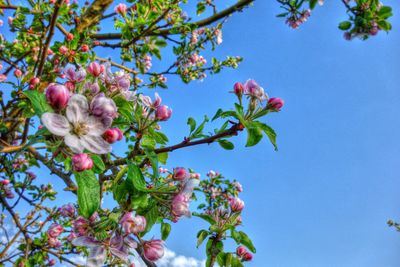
[41,94,111,154]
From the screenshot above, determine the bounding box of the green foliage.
[74,170,100,219]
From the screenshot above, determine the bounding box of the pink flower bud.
[115,3,128,14]
[143,240,164,261]
[59,45,68,55]
[87,62,103,77]
[48,223,64,238]
[48,259,56,266]
[173,167,188,181]
[48,237,62,248]
[0,179,10,185]
[65,81,75,92]
[59,203,76,217]
[171,193,190,219]
[81,44,89,52]
[233,82,244,96]
[90,93,118,122]
[236,246,247,256]
[155,105,172,121]
[244,79,267,100]
[103,128,123,144]
[14,69,22,78]
[229,197,245,212]
[0,74,7,82]
[72,153,93,172]
[66,33,74,41]
[45,84,70,109]
[370,26,379,36]
[120,212,147,234]
[233,182,243,192]
[48,48,54,55]
[29,77,40,89]
[267,97,284,111]
[243,252,253,261]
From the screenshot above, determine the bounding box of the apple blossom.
[120,212,147,234]
[87,62,103,77]
[244,79,267,100]
[267,97,284,111]
[115,3,128,15]
[155,105,172,121]
[236,246,247,256]
[103,128,123,144]
[72,153,93,172]
[41,94,112,154]
[229,197,245,212]
[14,69,22,78]
[47,223,64,238]
[173,167,189,181]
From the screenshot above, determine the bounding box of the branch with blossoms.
[0,0,395,266]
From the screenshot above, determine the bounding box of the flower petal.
[110,247,129,260]
[87,116,107,136]
[41,113,70,136]
[87,246,106,267]
[81,135,111,154]
[66,94,89,124]
[64,134,84,153]
[71,236,100,247]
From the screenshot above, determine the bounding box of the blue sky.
[3,0,400,266]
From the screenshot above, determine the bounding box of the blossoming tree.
[0,0,393,266]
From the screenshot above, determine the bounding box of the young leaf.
[74,170,100,219]
[127,163,149,192]
[196,229,209,247]
[161,222,171,240]
[238,231,256,253]
[245,122,263,147]
[187,117,196,133]
[91,155,105,174]
[218,139,234,150]
[23,90,53,117]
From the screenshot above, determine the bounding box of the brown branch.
[95,56,138,74]
[92,0,255,40]
[36,0,62,77]
[108,123,243,167]
[0,5,18,9]
[43,249,82,267]
[76,0,114,34]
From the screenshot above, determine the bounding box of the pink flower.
[155,105,172,121]
[143,240,164,261]
[47,223,64,238]
[65,67,86,83]
[233,182,243,192]
[229,197,245,212]
[14,69,22,78]
[59,203,76,217]
[84,82,100,94]
[0,179,10,185]
[244,79,267,100]
[48,259,56,266]
[171,193,190,219]
[236,246,247,256]
[0,20,3,27]
[8,17,13,25]
[72,153,93,172]
[48,237,62,248]
[59,45,68,55]
[103,128,123,144]
[45,84,70,109]
[267,97,284,111]
[115,3,128,14]
[0,74,7,82]
[140,92,162,109]
[41,94,111,154]
[120,212,147,234]
[173,167,188,181]
[90,93,118,122]
[73,216,90,236]
[87,62,103,77]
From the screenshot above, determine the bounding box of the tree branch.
[92,0,255,40]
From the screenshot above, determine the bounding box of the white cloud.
[157,248,206,267]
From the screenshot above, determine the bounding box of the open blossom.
[244,79,267,100]
[143,240,164,261]
[140,92,161,109]
[41,94,112,154]
[72,234,137,266]
[72,153,93,172]
[171,178,199,221]
[46,84,70,109]
[120,212,146,234]
[229,197,245,212]
[65,67,86,83]
[214,29,223,45]
[87,62,103,77]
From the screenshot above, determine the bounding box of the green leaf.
[196,2,206,15]
[231,257,244,267]
[231,228,242,244]
[23,90,53,117]
[161,222,171,240]
[187,117,196,133]
[338,21,352,31]
[245,122,263,147]
[144,149,159,179]
[238,231,256,253]
[254,122,278,150]
[196,229,209,247]
[141,204,158,235]
[378,6,393,19]
[127,163,149,192]
[193,213,216,225]
[218,139,234,150]
[74,170,100,219]
[91,155,105,174]
[212,108,223,121]
[309,0,318,9]
[157,152,168,165]
[377,20,392,31]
